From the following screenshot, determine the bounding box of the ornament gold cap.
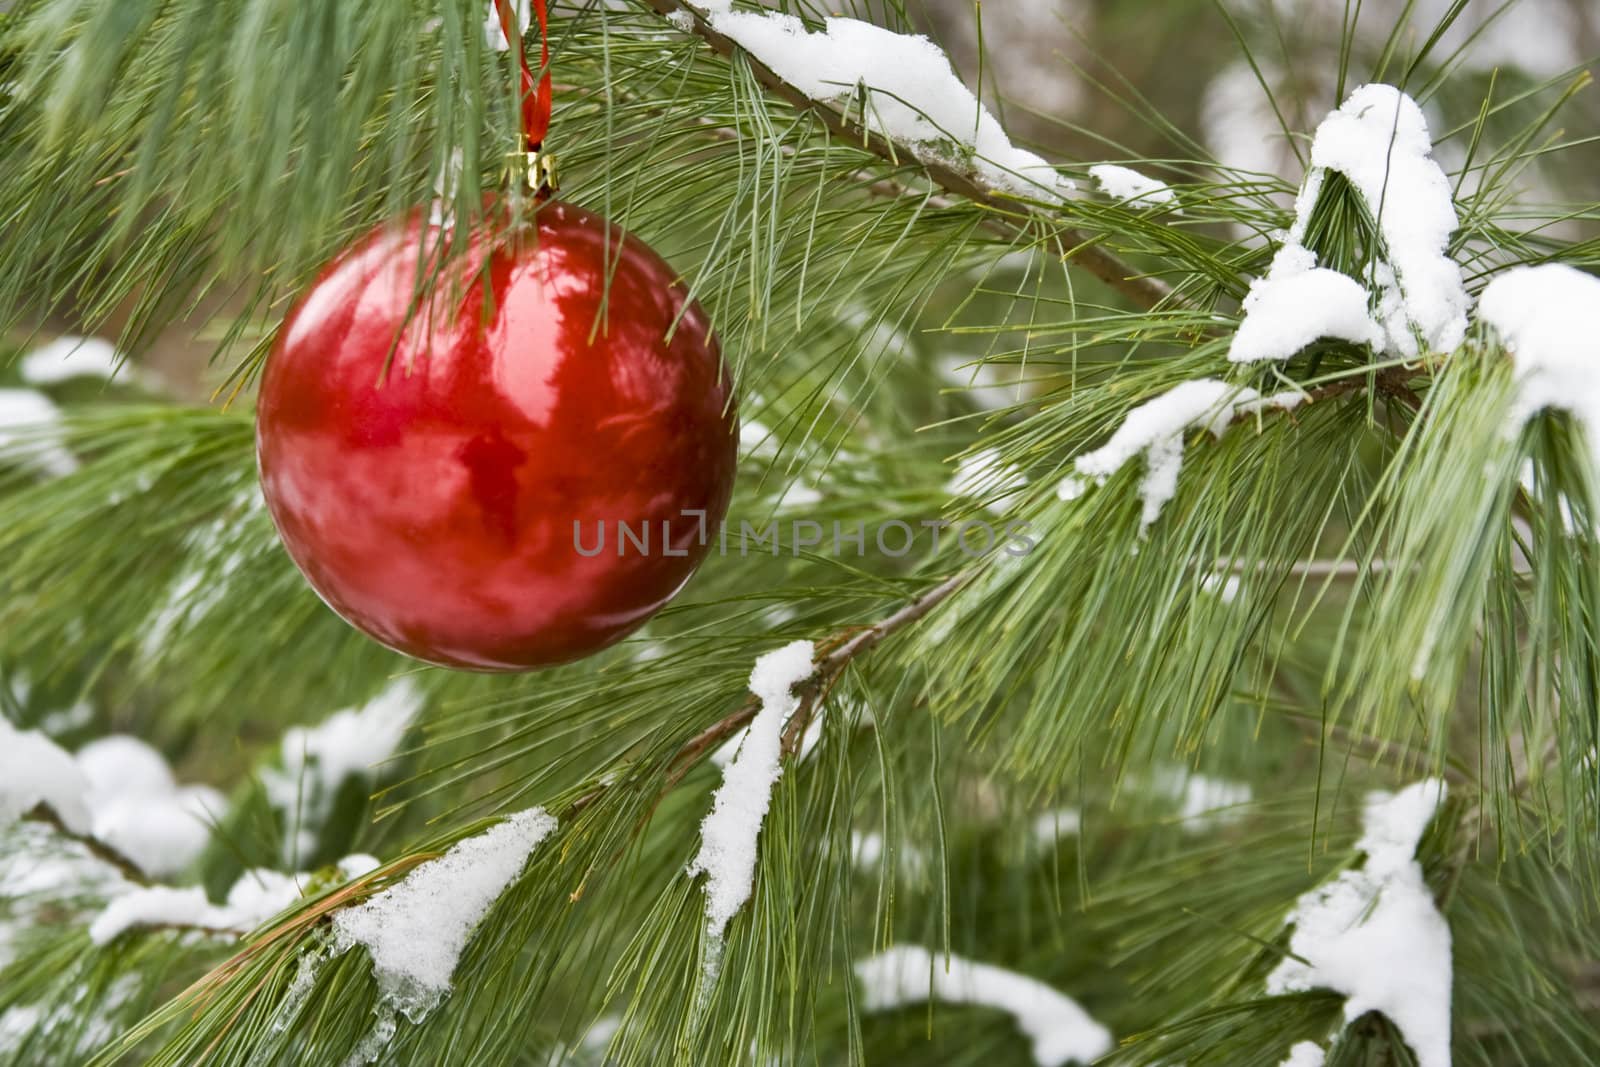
[506,145,559,198]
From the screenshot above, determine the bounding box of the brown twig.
[22,802,149,885]
[641,0,1180,313]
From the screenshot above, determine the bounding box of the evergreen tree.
[1,2,1597,1065]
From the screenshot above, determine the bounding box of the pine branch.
[22,802,149,885]
[640,0,1183,312]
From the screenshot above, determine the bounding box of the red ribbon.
[495,0,551,150]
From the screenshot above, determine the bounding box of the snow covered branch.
[644,0,1180,312]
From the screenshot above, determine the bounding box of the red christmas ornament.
[256,200,737,670]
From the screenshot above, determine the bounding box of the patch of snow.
[0,718,92,833]
[263,680,423,862]
[1266,779,1451,1067]
[89,867,304,945]
[1200,572,1242,603]
[73,734,222,878]
[332,808,557,1020]
[777,481,822,510]
[855,945,1112,1066]
[689,640,815,939]
[1312,86,1467,356]
[1089,164,1178,209]
[338,854,382,879]
[1228,267,1385,363]
[1171,772,1251,827]
[1227,85,1467,363]
[699,10,1069,200]
[18,336,122,385]
[1281,1041,1326,1067]
[0,389,77,477]
[1073,379,1302,531]
[850,831,929,878]
[1029,807,1083,845]
[1055,475,1086,502]
[948,448,1029,514]
[1480,264,1600,482]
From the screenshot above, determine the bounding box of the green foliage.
[0,1,1598,1065]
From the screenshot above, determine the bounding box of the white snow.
[483,0,529,52]
[850,831,929,878]
[0,718,92,834]
[263,680,423,862]
[712,713,822,768]
[1073,379,1302,531]
[18,336,121,385]
[1055,475,1086,502]
[688,640,815,939]
[332,807,557,1020]
[1030,807,1083,845]
[1281,1041,1326,1067]
[1234,85,1467,364]
[0,389,77,477]
[76,736,176,798]
[89,868,304,945]
[1171,772,1251,827]
[1266,779,1452,1067]
[74,734,222,877]
[1089,164,1177,209]
[777,481,823,509]
[1228,267,1385,363]
[1199,572,1242,603]
[855,945,1112,1067]
[1312,86,1467,356]
[1479,263,1600,480]
[948,448,1029,514]
[694,10,1068,200]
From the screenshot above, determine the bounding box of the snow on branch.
[331,807,558,1022]
[1089,164,1178,211]
[1266,779,1452,1067]
[1280,1041,1326,1067]
[676,5,1068,201]
[854,945,1112,1067]
[262,680,423,863]
[1228,84,1468,364]
[1480,263,1600,484]
[75,735,223,878]
[1069,378,1303,531]
[0,389,77,478]
[688,640,815,941]
[649,1,1178,311]
[0,718,92,834]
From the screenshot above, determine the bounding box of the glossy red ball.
[256,200,737,671]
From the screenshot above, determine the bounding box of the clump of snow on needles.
[75,735,223,878]
[19,336,123,385]
[0,718,92,834]
[1267,779,1451,1067]
[332,808,558,1021]
[1280,1041,1326,1067]
[855,945,1112,1067]
[1479,263,1600,481]
[263,680,423,862]
[947,447,1029,515]
[689,640,815,941]
[1229,263,1384,364]
[0,389,77,477]
[1073,379,1303,531]
[1088,164,1178,210]
[1229,84,1467,364]
[685,7,1069,201]
[90,868,306,945]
